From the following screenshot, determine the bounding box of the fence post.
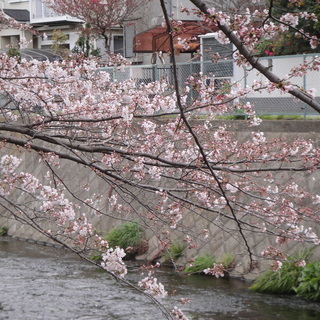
[244,66,247,88]
[112,67,116,83]
[152,64,158,82]
[243,66,248,108]
[190,61,193,75]
[303,54,307,120]
[190,61,194,100]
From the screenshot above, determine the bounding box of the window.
[41,44,70,50]
[113,36,124,56]
[42,34,70,41]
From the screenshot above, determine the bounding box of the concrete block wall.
[1,120,320,278]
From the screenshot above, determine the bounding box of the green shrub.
[104,222,147,258]
[0,226,8,236]
[294,262,320,301]
[164,242,185,262]
[7,47,21,61]
[249,264,302,294]
[219,252,235,270]
[183,252,235,275]
[232,109,247,120]
[184,254,216,274]
[250,250,312,294]
[259,115,305,120]
[215,111,247,120]
[51,29,69,58]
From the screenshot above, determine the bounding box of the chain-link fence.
[241,54,320,117]
[101,53,320,118]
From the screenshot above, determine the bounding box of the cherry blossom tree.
[0,9,32,31]
[44,0,146,53]
[265,0,320,55]
[1,0,320,319]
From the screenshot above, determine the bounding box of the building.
[0,0,209,64]
[0,0,32,52]
[130,0,210,64]
[0,0,82,60]
[0,0,122,60]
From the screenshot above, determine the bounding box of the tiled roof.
[3,9,30,22]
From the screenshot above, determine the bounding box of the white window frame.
[9,0,29,3]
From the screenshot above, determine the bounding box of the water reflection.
[1,238,320,320]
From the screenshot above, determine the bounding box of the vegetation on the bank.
[0,226,8,236]
[104,222,147,259]
[91,222,147,261]
[214,114,320,121]
[183,252,235,275]
[294,262,320,301]
[164,242,186,263]
[258,115,320,120]
[105,222,143,249]
[249,260,302,294]
[219,252,235,270]
[250,250,320,301]
[184,254,215,274]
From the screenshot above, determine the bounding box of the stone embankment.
[1,120,320,279]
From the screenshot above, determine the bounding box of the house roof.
[3,9,30,22]
[133,21,212,54]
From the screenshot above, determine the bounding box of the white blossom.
[101,247,127,278]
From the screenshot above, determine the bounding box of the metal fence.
[101,53,320,118]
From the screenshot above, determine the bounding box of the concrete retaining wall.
[1,120,320,279]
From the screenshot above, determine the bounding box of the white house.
[0,0,32,50]
[0,0,121,59]
[0,0,206,63]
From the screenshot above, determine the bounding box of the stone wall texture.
[1,120,320,279]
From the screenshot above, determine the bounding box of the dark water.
[1,238,320,320]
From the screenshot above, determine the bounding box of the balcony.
[30,0,82,25]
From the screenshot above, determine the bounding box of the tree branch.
[189,0,320,113]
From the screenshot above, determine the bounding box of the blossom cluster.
[261,246,287,261]
[101,247,127,278]
[138,275,168,298]
[201,4,319,57]
[203,263,226,278]
[172,306,189,320]
[1,2,320,316]
[0,155,21,175]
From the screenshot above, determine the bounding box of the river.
[1,238,320,320]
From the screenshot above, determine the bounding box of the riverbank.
[1,120,320,281]
[1,237,320,320]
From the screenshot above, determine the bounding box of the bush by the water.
[250,250,320,301]
[294,261,320,301]
[0,226,8,236]
[164,242,186,263]
[183,252,234,275]
[104,222,147,258]
[249,261,302,294]
[184,254,216,274]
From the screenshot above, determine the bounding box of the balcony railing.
[30,0,82,24]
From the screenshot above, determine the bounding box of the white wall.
[235,55,319,99]
[0,0,33,50]
[1,0,29,10]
